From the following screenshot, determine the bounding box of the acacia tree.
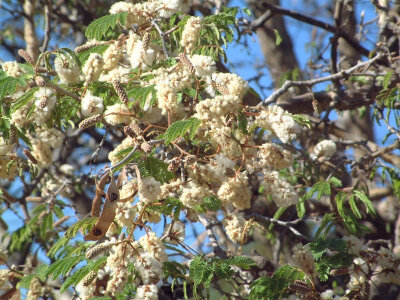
[0,0,399,299]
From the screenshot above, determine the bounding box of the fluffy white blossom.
[256,106,302,143]
[180,16,202,52]
[263,170,298,207]
[313,140,337,159]
[31,139,53,167]
[348,258,369,289]
[120,180,137,200]
[223,213,248,244]
[138,177,162,203]
[342,235,363,255]
[34,87,57,112]
[108,136,136,165]
[115,202,136,228]
[180,181,210,207]
[81,91,104,117]
[35,128,64,148]
[257,143,293,170]
[59,164,75,176]
[135,284,158,300]
[137,202,161,223]
[213,72,248,100]
[54,53,81,84]
[82,53,104,86]
[103,42,123,71]
[130,41,157,69]
[104,103,132,125]
[0,137,14,155]
[190,54,216,77]
[2,61,23,78]
[218,172,251,210]
[135,253,164,284]
[139,232,168,263]
[292,243,318,281]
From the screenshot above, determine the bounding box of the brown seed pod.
[18,49,34,64]
[79,114,103,130]
[23,149,38,164]
[9,125,17,144]
[179,52,196,75]
[83,270,98,286]
[312,98,322,114]
[168,157,181,172]
[142,32,151,50]
[86,242,113,259]
[124,125,136,138]
[288,280,312,294]
[74,42,101,53]
[35,76,46,87]
[141,141,152,153]
[113,79,129,104]
[130,122,143,136]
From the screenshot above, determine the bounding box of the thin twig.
[246,213,310,241]
[41,0,52,52]
[260,53,383,106]
[151,19,169,58]
[198,215,227,259]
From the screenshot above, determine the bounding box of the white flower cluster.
[213,72,249,100]
[347,258,369,290]
[218,173,252,210]
[263,170,299,207]
[257,143,293,170]
[104,103,132,125]
[135,284,158,300]
[312,139,337,160]
[180,181,211,207]
[82,53,104,87]
[81,91,104,117]
[54,53,81,84]
[180,16,202,52]
[138,177,162,203]
[33,87,57,125]
[139,232,168,263]
[292,243,319,282]
[2,61,24,78]
[255,105,302,143]
[223,213,247,244]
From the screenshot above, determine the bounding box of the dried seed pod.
[112,79,129,104]
[179,53,196,75]
[124,125,135,138]
[142,32,151,50]
[185,155,196,165]
[168,157,181,172]
[18,49,34,64]
[225,168,236,178]
[9,125,17,144]
[288,280,312,294]
[79,114,103,130]
[52,215,70,228]
[330,266,349,276]
[23,149,38,164]
[130,122,143,136]
[74,42,101,53]
[141,141,152,153]
[86,242,113,259]
[35,76,46,87]
[83,270,98,286]
[312,98,322,114]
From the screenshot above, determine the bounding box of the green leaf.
[45,254,86,280]
[237,110,248,134]
[202,196,222,211]
[328,177,342,188]
[0,76,19,99]
[292,114,311,129]
[85,12,129,41]
[11,87,39,113]
[48,237,70,259]
[64,217,98,239]
[138,156,175,184]
[163,118,201,145]
[353,190,376,217]
[189,256,214,288]
[273,29,282,46]
[225,256,257,270]
[126,85,157,109]
[60,256,107,293]
[213,261,234,279]
[382,70,393,89]
[349,194,362,219]
[243,7,252,16]
[250,265,304,300]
